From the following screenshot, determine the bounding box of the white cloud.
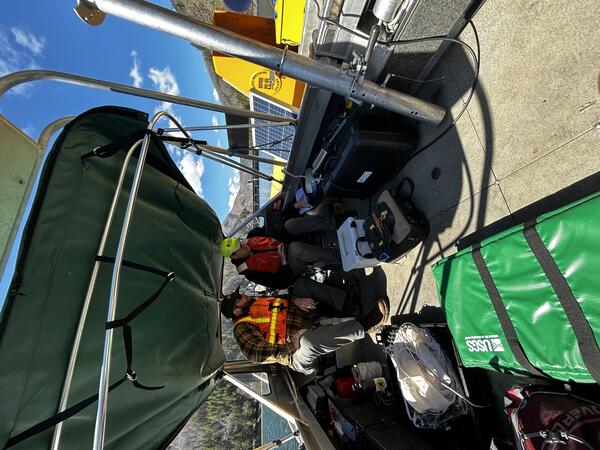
[211,114,220,132]
[129,50,143,88]
[147,65,187,135]
[148,65,180,116]
[217,138,222,148]
[178,153,205,196]
[228,170,241,211]
[148,66,179,96]
[0,27,44,95]
[212,87,220,103]
[11,27,45,55]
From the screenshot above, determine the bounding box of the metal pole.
[158,135,287,166]
[75,0,446,124]
[223,374,306,426]
[254,431,300,450]
[227,195,279,237]
[198,148,278,182]
[92,115,161,449]
[38,116,75,150]
[162,121,295,133]
[52,141,141,450]
[0,70,293,123]
[157,111,281,182]
[189,144,287,167]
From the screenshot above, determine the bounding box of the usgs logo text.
[465,335,505,352]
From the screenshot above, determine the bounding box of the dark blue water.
[261,405,299,449]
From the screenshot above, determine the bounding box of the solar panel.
[249,92,296,161]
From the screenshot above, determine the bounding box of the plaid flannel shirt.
[233,299,310,367]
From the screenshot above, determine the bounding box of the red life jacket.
[234,297,289,345]
[236,237,283,274]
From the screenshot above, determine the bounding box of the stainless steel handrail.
[0,70,294,123]
[74,0,446,124]
[51,140,141,450]
[161,121,295,133]
[223,373,306,426]
[37,116,75,150]
[91,112,164,448]
[88,110,284,448]
[227,195,279,238]
[196,144,287,167]
[160,112,282,182]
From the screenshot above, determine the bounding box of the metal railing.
[74,0,445,125]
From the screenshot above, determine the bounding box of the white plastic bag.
[387,324,468,428]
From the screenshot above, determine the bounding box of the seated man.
[220,215,339,288]
[220,278,389,375]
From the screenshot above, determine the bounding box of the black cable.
[388,21,480,165]
[310,0,480,164]
[233,133,295,151]
[309,3,481,191]
[232,147,291,154]
[323,174,376,193]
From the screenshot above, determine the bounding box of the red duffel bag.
[505,385,600,450]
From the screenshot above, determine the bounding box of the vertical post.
[92,124,156,449]
[51,141,140,450]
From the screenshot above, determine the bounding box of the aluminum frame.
[0,70,294,123]
[92,127,154,450]
[37,116,75,150]
[161,121,295,133]
[51,140,141,450]
[74,0,446,125]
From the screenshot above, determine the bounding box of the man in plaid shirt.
[221,278,389,375]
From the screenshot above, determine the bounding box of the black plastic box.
[318,121,417,198]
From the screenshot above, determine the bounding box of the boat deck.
[383,0,600,319]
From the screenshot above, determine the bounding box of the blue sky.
[0,0,240,221]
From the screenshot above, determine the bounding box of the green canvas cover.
[432,192,600,384]
[0,106,225,448]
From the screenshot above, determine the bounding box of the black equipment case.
[318,118,417,198]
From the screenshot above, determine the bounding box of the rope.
[351,362,394,406]
[351,362,382,389]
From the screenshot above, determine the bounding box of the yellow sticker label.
[250,69,282,95]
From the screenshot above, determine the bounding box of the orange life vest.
[234,297,289,345]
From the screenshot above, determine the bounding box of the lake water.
[261,405,299,449]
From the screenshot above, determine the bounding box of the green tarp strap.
[80,130,148,162]
[4,259,174,448]
[95,256,171,278]
[100,256,174,390]
[523,224,600,383]
[3,377,128,449]
[471,245,546,378]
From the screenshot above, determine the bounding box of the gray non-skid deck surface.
[384,0,600,318]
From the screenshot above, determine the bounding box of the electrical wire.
[387,21,481,164]
[233,133,295,151]
[310,0,480,163]
[386,73,447,84]
[283,168,322,180]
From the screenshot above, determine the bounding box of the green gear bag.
[432,192,600,384]
[0,106,225,449]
